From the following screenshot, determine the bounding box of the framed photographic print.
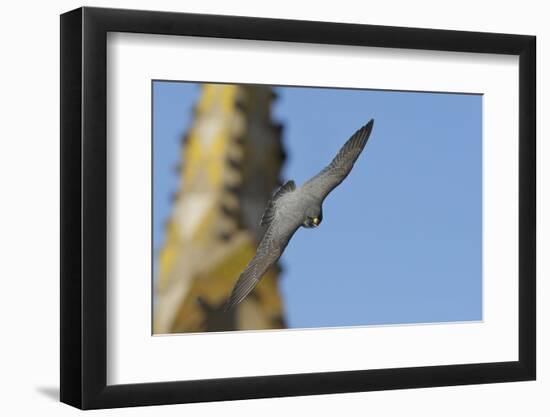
[60,6,536,409]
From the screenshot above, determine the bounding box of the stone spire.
[154,83,287,333]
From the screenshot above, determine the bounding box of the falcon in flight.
[225,119,374,311]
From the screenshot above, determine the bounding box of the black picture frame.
[60,6,536,410]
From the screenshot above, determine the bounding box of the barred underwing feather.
[225,225,296,311]
[302,119,373,200]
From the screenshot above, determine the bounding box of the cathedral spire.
[154,83,287,333]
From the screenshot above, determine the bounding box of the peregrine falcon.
[225,119,374,311]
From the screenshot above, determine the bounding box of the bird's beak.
[312,217,320,226]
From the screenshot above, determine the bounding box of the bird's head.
[303,207,323,228]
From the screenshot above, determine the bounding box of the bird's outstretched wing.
[225,183,301,311]
[302,119,374,200]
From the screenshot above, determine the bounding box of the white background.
[108,33,519,384]
[0,0,546,416]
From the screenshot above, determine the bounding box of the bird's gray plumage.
[225,119,374,311]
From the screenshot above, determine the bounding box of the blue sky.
[153,81,482,328]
